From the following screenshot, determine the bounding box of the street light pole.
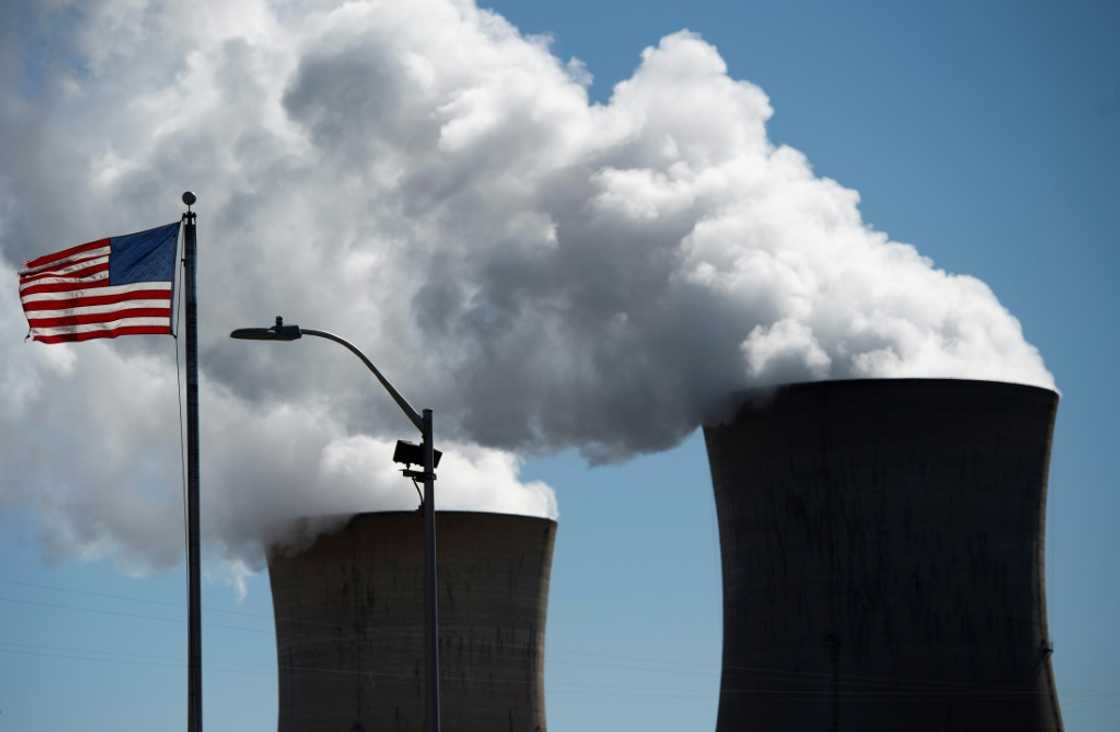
[422,408,440,732]
[230,318,441,732]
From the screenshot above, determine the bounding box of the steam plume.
[0,0,1052,571]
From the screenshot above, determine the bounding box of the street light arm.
[300,328,424,432]
[230,316,441,730]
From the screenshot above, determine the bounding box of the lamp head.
[230,316,302,341]
[393,440,442,468]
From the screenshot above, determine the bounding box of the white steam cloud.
[0,0,1052,572]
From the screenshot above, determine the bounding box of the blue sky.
[1,1,1117,730]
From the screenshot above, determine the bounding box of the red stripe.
[21,288,171,311]
[19,273,110,297]
[20,255,110,284]
[19,280,109,297]
[31,325,172,344]
[23,238,110,270]
[27,308,171,328]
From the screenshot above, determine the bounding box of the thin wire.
[4,578,267,619]
[4,639,1113,702]
[2,571,1067,696]
[0,588,1071,696]
[1,594,1113,698]
[172,227,191,653]
[0,595,268,636]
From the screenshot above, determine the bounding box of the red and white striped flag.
[19,222,181,344]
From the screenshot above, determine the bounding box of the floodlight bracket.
[402,469,437,481]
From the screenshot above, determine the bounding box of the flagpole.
[182,191,202,732]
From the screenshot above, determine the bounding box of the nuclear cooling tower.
[703,378,1062,732]
[268,510,556,731]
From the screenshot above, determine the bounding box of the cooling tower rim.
[732,376,1058,399]
[707,377,1059,428]
[266,510,556,560]
[274,509,557,532]
[346,509,556,524]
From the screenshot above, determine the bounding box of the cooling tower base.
[268,510,556,732]
[704,379,1063,732]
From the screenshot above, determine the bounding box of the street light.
[230,316,442,732]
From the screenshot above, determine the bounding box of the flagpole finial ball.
[182,191,197,207]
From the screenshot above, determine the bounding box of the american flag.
[19,222,181,344]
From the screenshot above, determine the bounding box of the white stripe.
[20,281,171,305]
[19,270,109,292]
[25,299,172,319]
[29,317,170,337]
[20,246,111,276]
[20,254,110,283]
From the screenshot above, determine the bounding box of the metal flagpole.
[181,191,202,732]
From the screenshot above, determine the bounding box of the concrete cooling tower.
[268,510,556,731]
[703,378,1062,732]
